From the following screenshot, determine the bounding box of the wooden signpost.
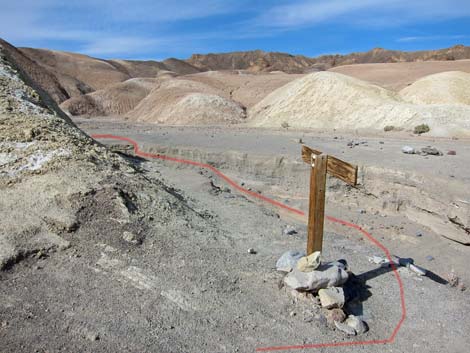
[301,145,358,255]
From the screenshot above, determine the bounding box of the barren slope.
[20,48,130,92]
[0,39,70,104]
[60,78,157,117]
[248,71,470,136]
[400,71,470,105]
[127,78,246,125]
[184,70,304,108]
[330,60,470,90]
[21,48,199,97]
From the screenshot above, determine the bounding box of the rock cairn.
[276,251,368,336]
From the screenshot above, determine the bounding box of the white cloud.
[252,0,470,29]
[397,35,469,42]
[1,0,470,58]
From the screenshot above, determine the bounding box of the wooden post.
[301,145,358,256]
[306,154,328,255]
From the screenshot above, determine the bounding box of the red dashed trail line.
[92,134,406,352]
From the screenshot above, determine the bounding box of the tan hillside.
[161,58,201,75]
[0,39,70,105]
[399,71,470,105]
[20,48,200,99]
[330,60,470,90]
[127,78,246,125]
[184,70,304,108]
[248,71,470,136]
[60,78,157,116]
[20,48,130,92]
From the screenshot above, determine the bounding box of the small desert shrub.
[281,121,290,129]
[413,124,430,135]
[384,125,395,132]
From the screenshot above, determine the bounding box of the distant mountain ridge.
[187,45,470,73]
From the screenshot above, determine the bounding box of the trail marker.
[301,145,358,255]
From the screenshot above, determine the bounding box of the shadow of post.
[343,262,449,317]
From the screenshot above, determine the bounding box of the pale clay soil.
[19,116,463,353]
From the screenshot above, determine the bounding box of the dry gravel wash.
[2,154,469,353]
[72,118,470,352]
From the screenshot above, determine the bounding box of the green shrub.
[413,124,430,135]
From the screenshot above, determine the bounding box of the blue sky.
[1,0,469,60]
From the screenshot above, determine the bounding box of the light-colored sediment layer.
[399,71,470,105]
[248,71,470,136]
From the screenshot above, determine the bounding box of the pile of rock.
[276,251,368,336]
[401,145,443,156]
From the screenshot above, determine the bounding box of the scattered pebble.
[447,271,460,287]
[325,308,346,325]
[247,248,257,254]
[358,209,366,214]
[425,255,434,261]
[283,225,298,236]
[345,315,368,335]
[415,231,423,237]
[122,231,140,245]
[420,146,443,156]
[402,146,415,154]
[447,150,457,155]
[85,332,100,342]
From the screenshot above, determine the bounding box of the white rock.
[296,251,321,272]
[402,146,415,154]
[335,321,356,335]
[276,250,306,272]
[284,264,349,292]
[345,315,368,335]
[318,287,345,309]
[123,231,139,244]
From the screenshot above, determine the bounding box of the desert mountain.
[187,45,470,74]
[187,50,318,74]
